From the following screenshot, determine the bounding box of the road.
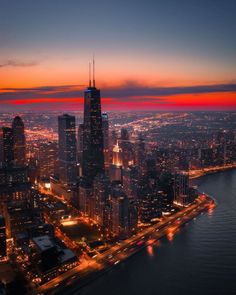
[189,163,236,179]
[36,194,214,295]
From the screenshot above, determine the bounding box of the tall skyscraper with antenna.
[82,58,104,183]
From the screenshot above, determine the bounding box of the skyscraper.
[135,133,146,174]
[0,215,6,259]
[102,112,109,167]
[12,116,26,167]
[58,114,77,187]
[77,123,84,167]
[173,171,191,207]
[110,184,137,238]
[0,119,30,202]
[93,174,111,228]
[82,60,104,182]
[0,127,14,167]
[120,128,133,168]
[38,141,58,181]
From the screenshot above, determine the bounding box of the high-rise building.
[82,62,104,182]
[137,176,162,223]
[110,184,137,238]
[79,178,92,216]
[111,130,118,146]
[122,166,139,199]
[120,128,133,168]
[38,141,58,181]
[110,185,129,238]
[173,171,191,207]
[135,134,145,173]
[3,198,43,238]
[93,174,111,228]
[58,114,77,187]
[0,215,6,259]
[12,116,26,167]
[102,113,110,167]
[112,142,123,167]
[0,127,14,167]
[77,123,84,167]
[0,123,30,202]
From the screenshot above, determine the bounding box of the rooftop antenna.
[93,54,95,87]
[89,61,91,87]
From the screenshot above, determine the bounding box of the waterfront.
[78,169,236,295]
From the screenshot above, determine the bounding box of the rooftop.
[32,235,55,252]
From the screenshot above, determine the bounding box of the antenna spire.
[93,54,95,87]
[89,62,91,87]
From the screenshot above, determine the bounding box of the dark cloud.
[0,59,39,68]
[102,81,236,99]
[0,82,236,104]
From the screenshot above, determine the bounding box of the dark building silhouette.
[102,112,109,167]
[110,184,137,238]
[0,215,6,258]
[58,114,77,187]
[12,116,26,167]
[77,123,84,167]
[135,133,146,174]
[82,61,104,183]
[0,118,30,202]
[0,127,14,167]
[92,174,111,228]
[38,141,58,181]
[173,171,191,207]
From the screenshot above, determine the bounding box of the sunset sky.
[1,0,236,111]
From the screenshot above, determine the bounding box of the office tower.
[199,147,214,168]
[110,185,129,238]
[112,142,123,166]
[0,125,30,202]
[110,184,137,238]
[121,128,129,141]
[173,171,191,207]
[111,130,118,146]
[93,174,111,228]
[77,123,84,166]
[122,166,139,199]
[120,128,133,168]
[3,198,44,238]
[102,112,110,167]
[137,176,162,223]
[79,178,92,216]
[128,199,138,234]
[58,114,77,187]
[135,133,145,173]
[145,157,157,179]
[109,164,123,182]
[12,116,26,166]
[30,236,59,274]
[0,127,14,167]
[30,235,76,275]
[82,60,104,182]
[0,215,6,259]
[28,157,39,184]
[38,141,58,181]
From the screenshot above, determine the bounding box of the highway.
[36,195,214,295]
[189,163,236,179]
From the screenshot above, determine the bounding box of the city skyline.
[0,1,236,294]
[1,0,236,111]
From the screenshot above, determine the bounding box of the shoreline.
[189,164,236,180]
[38,195,215,295]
